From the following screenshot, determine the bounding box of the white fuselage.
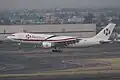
[70,38,100,47]
[7,23,116,49]
[7,33,101,47]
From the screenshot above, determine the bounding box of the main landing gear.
[52,47,62,52]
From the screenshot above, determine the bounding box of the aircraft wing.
[52,38,81,47]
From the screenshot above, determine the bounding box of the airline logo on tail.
[92,23,116,40]
[104,28,111,36]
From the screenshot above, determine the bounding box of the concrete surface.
[0,42,120,80]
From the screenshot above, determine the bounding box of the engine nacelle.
[41,42,53,48]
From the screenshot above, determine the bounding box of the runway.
[0,42,120,80]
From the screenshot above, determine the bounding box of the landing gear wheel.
[58,50,62,52]
[52,49,62,52]
[52,50,55,52]
[52,47,62,52]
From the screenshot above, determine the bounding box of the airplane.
[7,23,116,52]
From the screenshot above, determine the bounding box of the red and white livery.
[7,23,116,52]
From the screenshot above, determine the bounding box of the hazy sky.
[0,0,120,10]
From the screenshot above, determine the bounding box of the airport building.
[0,24,96,40]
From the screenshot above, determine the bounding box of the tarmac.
[0,42,120,80]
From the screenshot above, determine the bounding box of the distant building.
[0,24,96,40]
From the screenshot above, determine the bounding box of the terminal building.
[0,24,96,40]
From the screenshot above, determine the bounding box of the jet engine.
[41,42,53,48]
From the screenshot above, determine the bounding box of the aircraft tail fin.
[92,23,116,40]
